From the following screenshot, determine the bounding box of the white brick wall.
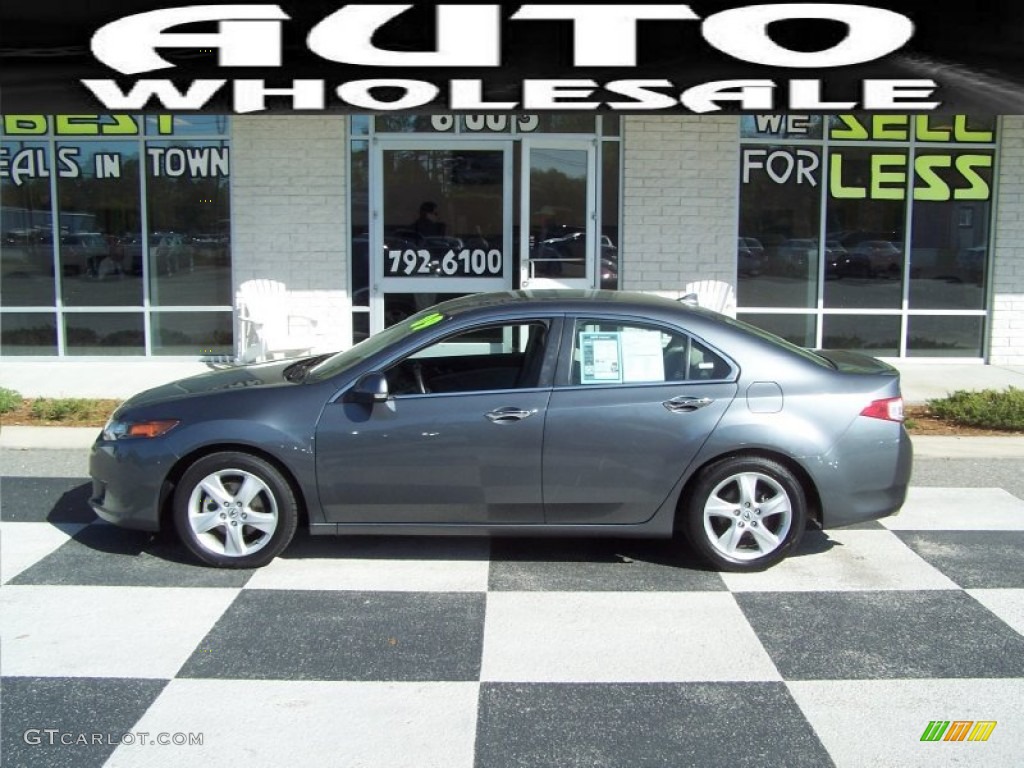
[231,117,349,356]
[990,116,1024,365]
[620,116,739,298]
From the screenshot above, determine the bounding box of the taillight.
[860,396,904,423]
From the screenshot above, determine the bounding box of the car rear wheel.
[685,456,807,572]
[173,452,298,568]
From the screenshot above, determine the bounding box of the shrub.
[29,398,117,423]
[0,387,23,414]
[927,387,1024,431]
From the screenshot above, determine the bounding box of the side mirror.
[349,372,389,404]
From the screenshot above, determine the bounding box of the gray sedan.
[89,290,912,572]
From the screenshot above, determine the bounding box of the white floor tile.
[0,522,85,583]
[788,678,1024,768]
[883,488,1024,530]
[0,586,239,679]
[722,529,959,592]
[968,589,1024,637]
[245,543,490,592]
[480,592,780,683]
[106,679,479,768]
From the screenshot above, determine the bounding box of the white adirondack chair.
[236,279,319,362]
[681,279,737,318]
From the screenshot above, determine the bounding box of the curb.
[3,425,1024,458]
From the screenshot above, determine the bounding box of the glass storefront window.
[56,140,143,307]
[821,315,900,357]
[824,148,907,310]
[64,312,145,356]
[741,115,823,140]
[601,141,620,290]
[151,311,233,355]
[907,316,985,357]
[736,313,816,348]
[1,114,231,357]
[382,148,505,281]
[0,312,57,355]
[1,140,55,307]
[738,145,821,308]
[908,151,993,310]
[145,140,231,307]
[737,113,994,358]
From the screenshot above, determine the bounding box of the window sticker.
[580,331,622,384]
[410,312,445,331]
[621,328,666,382]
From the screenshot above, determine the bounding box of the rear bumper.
[808,421,913,529]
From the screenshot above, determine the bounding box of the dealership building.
[1,112,1022,396]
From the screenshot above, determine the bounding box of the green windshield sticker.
[410,312,444,331]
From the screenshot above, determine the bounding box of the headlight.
[101,417,179,441]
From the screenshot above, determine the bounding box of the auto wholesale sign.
[1,1,1023,114]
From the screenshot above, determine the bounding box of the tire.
[684,455,807,572]
[173,452,298,568]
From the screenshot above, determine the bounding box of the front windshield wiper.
[283,353,333,383]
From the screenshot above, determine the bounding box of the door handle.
[662,396,713,413]
[485,407,536,423]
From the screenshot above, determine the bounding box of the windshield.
[304,309,450,382]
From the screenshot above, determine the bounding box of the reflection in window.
[146,140,231,307]
[0,312,57,355]
[737,145,821,308]
[1,141,55,307]
[152,311,233,356]
[907,316,984,357]
[736,313,815,348]
[822,315,900,357]
[1,114,232,357]
[601,142,620,290]
[824,149,906,309]
[908,151,993,310]
[382,149,504,279]
[350,140,369,307]
[64,312,145,355]
[56,140,143,307]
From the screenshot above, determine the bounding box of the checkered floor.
[2,475,1023,768]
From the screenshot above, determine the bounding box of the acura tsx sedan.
[89,290,912,572]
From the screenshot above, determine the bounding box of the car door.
[542,316,738,525]
[315,318,559,525]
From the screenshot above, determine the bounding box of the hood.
[122,359,301,409]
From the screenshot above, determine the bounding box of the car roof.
[424,290,738,337]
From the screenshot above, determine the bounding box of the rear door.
[542,316,739,525]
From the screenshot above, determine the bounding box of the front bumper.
[89,437,178,532]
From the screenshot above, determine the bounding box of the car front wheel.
[684,456,807,572]
[173,452,298,568]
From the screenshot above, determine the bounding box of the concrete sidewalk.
[893,362,1024,405]
[1,424,1022,458]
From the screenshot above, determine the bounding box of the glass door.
[371,140,513,333]
[520,138,597,290]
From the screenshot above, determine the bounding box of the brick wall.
[620,116,738,298]
[990,116,1024,365]
[230,116,349,356]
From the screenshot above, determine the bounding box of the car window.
[567,319,732,385]
[387,321,550,395]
